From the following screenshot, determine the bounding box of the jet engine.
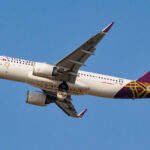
[33,62,58,78]
[26,91,55,106]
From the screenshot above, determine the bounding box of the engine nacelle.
[26,91,49,106]
[33,62,58,78]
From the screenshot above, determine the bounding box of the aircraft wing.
[55,96,78,117]
[55,98,87,118]
[44,91,87,118]
[55,22,114,83]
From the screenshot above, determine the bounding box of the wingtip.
[102,22,114,33]
[77,108,87,118]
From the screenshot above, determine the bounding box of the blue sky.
[0,0,150,150]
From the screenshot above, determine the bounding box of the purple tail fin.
[137,71,150,83]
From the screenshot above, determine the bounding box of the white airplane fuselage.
[4,23,150,118]
[0,56,130,98]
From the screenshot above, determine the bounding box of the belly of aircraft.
[27,73,89,95]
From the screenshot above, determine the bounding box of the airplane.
[0,22,150,118]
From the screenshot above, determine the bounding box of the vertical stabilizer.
[137,71,150,83]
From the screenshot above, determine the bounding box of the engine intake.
[33,62,58,78]
[26,91,55,106]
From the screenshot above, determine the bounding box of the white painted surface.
[0,56,131,98]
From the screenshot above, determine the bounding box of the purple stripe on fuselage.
[139,91,146,98]
[114,80,150,99]
[114,87,133,99]
[137,82,145,88]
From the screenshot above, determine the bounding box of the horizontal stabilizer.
[77,109,87,118]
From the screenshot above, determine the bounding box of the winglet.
[77,109,87,118]
[102,22,114,33]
